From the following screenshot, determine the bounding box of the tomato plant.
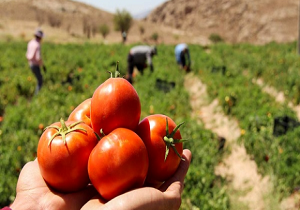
[37,118,98,193]
[136,114,184,186]
[88,127,149,200]
[90,71,141,136]
[68,98,92,127]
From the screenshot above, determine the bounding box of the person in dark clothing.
[126,45,157,83]
[175,43,191,72]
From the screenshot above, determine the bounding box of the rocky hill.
[146,0,298,44]
[0,0,197,44]
[0,0,114,41]
[0,0,298,45]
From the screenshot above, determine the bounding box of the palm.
[82,149,192,210]
[12,160,97,210]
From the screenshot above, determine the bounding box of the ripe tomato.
[90,74,141,136]
[88,128,149,200]
[37,119,98,193]
[68,98,92,127]
[136,114,184,187]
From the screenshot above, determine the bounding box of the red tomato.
[68,98,92,127]
[37,119,98,193]
[136,114,184,186]
[90,76,141,136]
[88,128,149,200]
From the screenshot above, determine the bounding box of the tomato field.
[0,41,299,209]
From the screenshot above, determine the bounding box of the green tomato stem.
[45,119,87,147]
[163,117,186,161]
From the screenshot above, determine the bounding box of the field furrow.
[185,73,274,210]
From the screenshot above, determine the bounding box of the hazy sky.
[73,0,168,15]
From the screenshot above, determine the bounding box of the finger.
[17,160,47,192]
[64,185,99,209]
[159,149,192,192]
[81,194,106,210]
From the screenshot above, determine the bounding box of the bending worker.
[126,45,157,84]
[175,43,191,72]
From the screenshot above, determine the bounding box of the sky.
[73,0,168,15]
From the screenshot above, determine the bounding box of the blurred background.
[0,0,297,45]
[0,0,300,210]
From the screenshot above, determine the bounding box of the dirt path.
[184,73,272,210]
[254,78,300,120]
[254,78,300,210]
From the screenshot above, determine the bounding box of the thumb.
[65,185,98,208]
[159,149,192,193]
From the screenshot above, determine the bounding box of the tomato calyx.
[45,118,87,146]
[109,61,121,78]
[164,118,186,161]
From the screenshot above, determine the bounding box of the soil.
[254,78,300,120]
[146,0,298,45]
[1,0,298,45]
[0,0,209,45]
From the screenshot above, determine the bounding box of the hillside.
[146,0,298,44]
[0,0,207,45]
[0,0,298,45]
[0,0,114,43]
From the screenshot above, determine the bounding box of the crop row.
[189,42,300,201]
[0,42,229,209]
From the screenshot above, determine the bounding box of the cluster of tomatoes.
[37,70,185,201]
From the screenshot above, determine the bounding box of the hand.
[81,149,192,210]
[9,160,97,210]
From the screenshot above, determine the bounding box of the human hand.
[9,159,97,210]
[81,149,192,210]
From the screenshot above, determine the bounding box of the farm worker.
[122,31,127,43]
[1,149,192,210]
[175,43,191,72]
[126,45,157,84]
[26,29,46,95]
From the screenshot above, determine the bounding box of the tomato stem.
[100,129,106,137]
[45,119,87,146]
[60,118,68,132]
[108,61,121,78]
[164,118,186,161]
[115,61,120,78]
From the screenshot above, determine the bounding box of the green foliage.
[151,32,159,42]
[190,42,300,200]
[1,41,299,209]
[99,24,110,39]
[0,42,229,209]
[113,9,133,33]
[209,33,224,43]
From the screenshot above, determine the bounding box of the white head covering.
[34,29,44,38]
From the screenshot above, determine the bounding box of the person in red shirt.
[26,29,46,95]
